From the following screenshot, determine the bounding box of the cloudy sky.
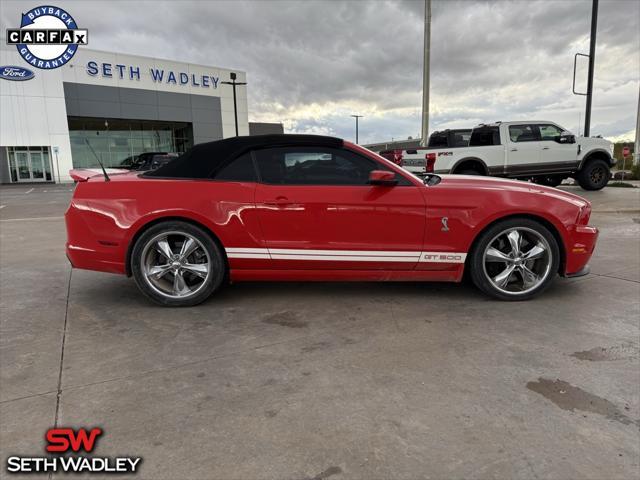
[2,0,638,144]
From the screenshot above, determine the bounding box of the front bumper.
[563,225,598,277]
[566,264,590,278]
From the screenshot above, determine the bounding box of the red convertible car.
[66,134,598,306]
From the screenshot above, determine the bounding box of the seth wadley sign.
[86,61,220,89]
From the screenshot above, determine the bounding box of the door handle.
[542,147,550,150]
[510,148,518,152]
[264,196,292,207]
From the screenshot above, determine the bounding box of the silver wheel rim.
[141,231,211,299]
[482,227,552,296]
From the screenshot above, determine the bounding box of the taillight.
[425,152,436,173]
[392,149,403,167]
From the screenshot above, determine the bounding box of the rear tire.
[469,218,559,301]
[131,221,225,306]
[576,159,610,190]
[458,169,482,175]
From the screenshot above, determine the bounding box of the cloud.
[1,0,637,143]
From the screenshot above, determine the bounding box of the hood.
[437,175,589,208]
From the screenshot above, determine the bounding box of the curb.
[592,209,640,214]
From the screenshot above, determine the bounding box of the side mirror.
[368,170,397,186]
[556,131,576,144]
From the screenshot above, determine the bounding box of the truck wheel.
[577,159,610,190]
[459,169,482,175]
[469,218,559,301]
[535,175,564,187]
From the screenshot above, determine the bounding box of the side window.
[469,127,500,146]
[212,152,256,181]
[254,147,409,186]
[538,124,563,141]
[509,125,540,142]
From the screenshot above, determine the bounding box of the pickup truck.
[380,121,615,190]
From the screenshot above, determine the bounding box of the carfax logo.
[5,427,142,474]
[6,5,88,69]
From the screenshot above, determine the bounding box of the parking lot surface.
[1,183,639,479]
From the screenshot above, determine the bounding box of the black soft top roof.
[145,134,344,179]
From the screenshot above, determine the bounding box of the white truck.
[380,121,615,190]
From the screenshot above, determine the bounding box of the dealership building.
[0,45,252,183]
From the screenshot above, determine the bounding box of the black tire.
[576,159,610,190]
[534,175,564,187]
[458,169,483,175]
[131,221,225,306]
[469,218,560,301]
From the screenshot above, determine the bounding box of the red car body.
[65,140,597,289]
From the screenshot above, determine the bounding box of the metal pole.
[351,115,363,144]
[584,0,598,137]
[355,116,359,143]
[54,151,61,183]
[420,0,431,147]
[221,73,246,137]
[635,83,640,165]
[232,83,239,136]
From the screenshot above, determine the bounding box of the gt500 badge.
[6,5,88,70]
[420,252,467,263]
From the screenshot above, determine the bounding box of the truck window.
[428,133,448,147]
[537,124,563,141]
[509,124,539,142]
[452,131,470,147]
[469,127,500,146]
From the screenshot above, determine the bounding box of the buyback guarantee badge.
[6,5,88,69]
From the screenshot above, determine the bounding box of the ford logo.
[0,66,35,81]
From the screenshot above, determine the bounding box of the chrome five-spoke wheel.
[131,221,225,306]
[482,227,551,295]
[142,231,210,298]
[470,219,559,301]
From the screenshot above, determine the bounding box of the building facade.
[0,45,248,183]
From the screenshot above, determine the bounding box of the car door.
[506,124,542,176]
[253,146,426,270]
[536,123,579,172]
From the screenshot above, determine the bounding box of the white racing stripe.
[225,247,466,263]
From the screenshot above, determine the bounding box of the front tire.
[131,221,225,306]
[576,159,610,190]
[469,218,559,301]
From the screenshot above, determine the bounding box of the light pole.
[351,115,363,144]
[221,72,247,136]
[420,0,431,146]
[583,0,599,137]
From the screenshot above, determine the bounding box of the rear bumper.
[563,225,598,276]
[65,202,126,275]
[66,242,126,274]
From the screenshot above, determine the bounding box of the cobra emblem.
[441,217,449,232]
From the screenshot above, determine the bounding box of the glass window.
[254,147,407,186]
[212,152,256,182]
[509,125,539,142]
[469,127,500,146]
[67,117,193,168]
[538,124,563,141]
